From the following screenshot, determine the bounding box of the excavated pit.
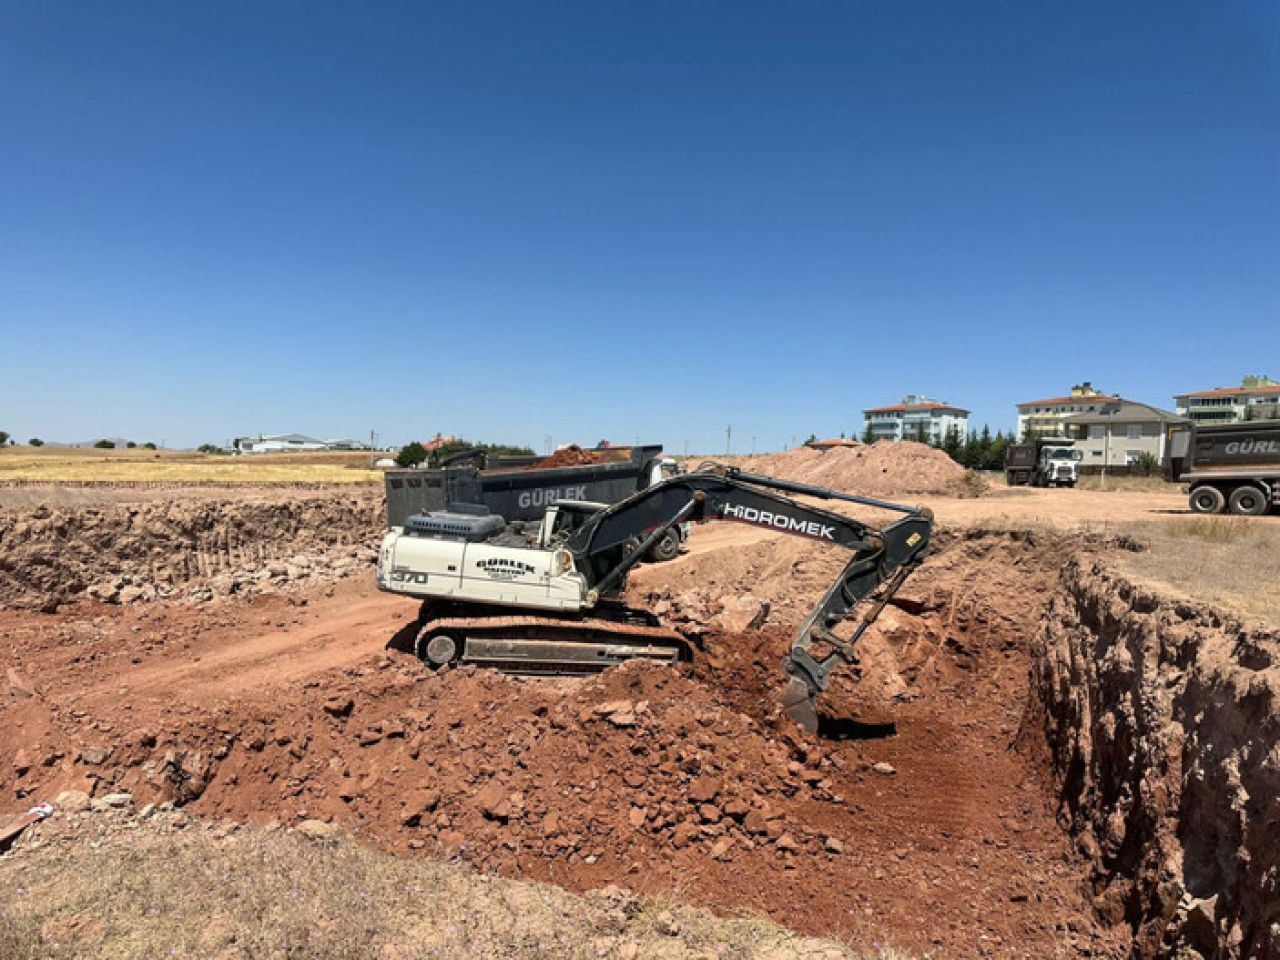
[2,508,1276,959]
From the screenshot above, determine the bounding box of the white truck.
[1004,437,1081,487]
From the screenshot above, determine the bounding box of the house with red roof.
[1174,375,1280,424]
[862,395,969,444]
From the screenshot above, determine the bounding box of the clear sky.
[1,2,1277,452]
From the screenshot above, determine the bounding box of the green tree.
[27,437,43,447]
[126,441,137,449]
[143,442,157,450]
[1021,421,1039,442]
[0,431,9,445]
[196,443,224,454]
[941,424,963,462]
[913,422,927,443]
[94,439,115,449]
[977,424,993,465]
[861,422,874,444]
[395,441,429,467]
[804,433,818,445]
[960,430,982,468]
[1130,451,1160,477]
[1244,405,1256,421]
[986,431,1009,471]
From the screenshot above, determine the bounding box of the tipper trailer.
[1164,421,1280,515]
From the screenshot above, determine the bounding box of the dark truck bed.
[385,445,665,528]
[1165,421,1280,515]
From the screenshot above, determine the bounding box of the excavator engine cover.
[403,510,506,542]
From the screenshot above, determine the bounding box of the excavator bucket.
[779,677,820,734]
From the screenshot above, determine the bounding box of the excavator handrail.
[565,469,933,732]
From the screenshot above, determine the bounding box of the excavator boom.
[564,466,933,731]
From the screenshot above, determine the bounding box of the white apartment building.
[863,395,969,444]
[1173,375,1280,424]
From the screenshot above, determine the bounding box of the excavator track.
[414,613,692,675]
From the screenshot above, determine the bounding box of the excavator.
[376,465,933,733]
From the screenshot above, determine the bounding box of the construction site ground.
[2,474,1277,959]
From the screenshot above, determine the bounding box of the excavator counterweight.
[377,466,933,732]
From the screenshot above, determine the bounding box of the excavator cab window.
[547,501,607,543]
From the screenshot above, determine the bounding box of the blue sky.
[1,2,1276,452]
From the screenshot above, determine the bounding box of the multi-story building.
[1061,400,1186,468]
[862,395,969,444]
[1173,375,1280,424]
[1016,382,1120,438]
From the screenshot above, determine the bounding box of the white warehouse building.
[862,395,970,444]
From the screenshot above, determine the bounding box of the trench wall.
[1029,556,1279,959]
[0,491,384,610]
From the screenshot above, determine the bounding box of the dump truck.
[377,464,933,732]
[385,445,687,561]
[1004,437,1081,487]
[1164,420,1280,515]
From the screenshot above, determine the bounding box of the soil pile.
[1030,558,1280,960]
[714,441,981,497]
[533,445,605,469]
[0,490,383,611]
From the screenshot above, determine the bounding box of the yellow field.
[0,447,382,484]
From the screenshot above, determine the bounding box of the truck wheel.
[647,526,682,563]
[1189,486,1225,515]
[1227,485,1268,517]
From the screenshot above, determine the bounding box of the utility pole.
[543,434,552,455]
[725,425,732,456]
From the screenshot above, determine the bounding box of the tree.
[28,437,43,447]
[396,441,429,468]
[1130,452,1160,477]
[913,422,927,443]
[0,431,8,445]
[196,443,224,454]
[94,439,115,449]
[861,422,874,444]
[804,433,818,445]
[1244,405,1256,421]
[941,424,963,462]
[986,431,1009,471]
[126,441,137,449]
[960,430,982,469]
[143,442,157,450]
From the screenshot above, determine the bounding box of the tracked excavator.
[376,465,933,733]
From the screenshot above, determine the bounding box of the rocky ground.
[2,482,1277,959]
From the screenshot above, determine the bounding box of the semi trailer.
[1164,421,1280,515]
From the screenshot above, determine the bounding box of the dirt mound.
[0,490,383,611]
[715,441,981,497]
[1030,557,1280,960]
[533,445,605,469]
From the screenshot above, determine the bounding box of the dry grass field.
[0,819,877,960]
[0,446,382,484]
[1117,517,1280,626]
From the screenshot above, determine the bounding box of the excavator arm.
[565,466,933,732]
